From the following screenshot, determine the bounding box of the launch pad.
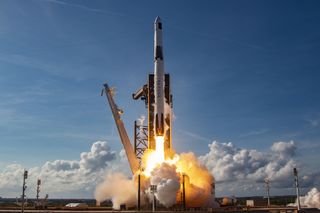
[99,17,308,213]
[101,16,200,210]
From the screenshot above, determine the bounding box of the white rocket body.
[154,17,165,136]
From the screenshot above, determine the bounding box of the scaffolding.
[134,121,148,166]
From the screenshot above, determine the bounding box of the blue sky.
[0,0,320,197]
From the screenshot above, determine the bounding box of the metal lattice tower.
[36,179,41,204]
[293,168,301,211]
[264,178,270,206]
[134,121,148,165]
[21,170,28,213]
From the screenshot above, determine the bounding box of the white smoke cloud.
[150,163,180,207]
[94,150,216,209]
[94,163,182,209]
[288,188,320,209]
[0,139,319,203]
[300,188,320,209]
[95,173,136,209]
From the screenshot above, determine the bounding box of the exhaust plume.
[288,188,320,209]
[95,149,217,209]
[150,163,180,207]
[301,188,320,209]
[94,173,136,209]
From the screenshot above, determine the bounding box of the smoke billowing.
[177,153,215,207]
[94,150,217,209]
[288,188,320,209]
[300,188,320,209]
[95,173,136,209]
[94,139,320,209]
[2,140,317,205]
[150,163,180,207]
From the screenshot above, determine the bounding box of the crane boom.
[102,83,139,174]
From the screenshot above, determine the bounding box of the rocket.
[154,16,165,136]
[104,16,173,173]
[132,16,172,151]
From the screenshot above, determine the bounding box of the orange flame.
[140,136,215,207]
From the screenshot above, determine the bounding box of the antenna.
[21,170,28,213]
[293,168,301,210]
[36,179,41,205]
[264,178,270,206]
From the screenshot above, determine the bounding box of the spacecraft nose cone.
[155,16,161,23]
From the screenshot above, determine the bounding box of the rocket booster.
[132,16,172,151]
[154,16,165,136]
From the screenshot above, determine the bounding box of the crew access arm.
[101,83,139,174]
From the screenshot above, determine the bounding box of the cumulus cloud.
[43,160,80,171]
[199,141,318,190]
[271,141,296,157]
[0,164,25,189]
[0,141,126,198]
[80,141,116,171]
[0,139,319,199]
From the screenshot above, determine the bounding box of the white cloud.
[0,140,319,199]
[43,160,80,171]
[270,141,296,157]
[80,141,116,172]
[0,141,128,198]
[0,164,25,188]
[199,141,319,190]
